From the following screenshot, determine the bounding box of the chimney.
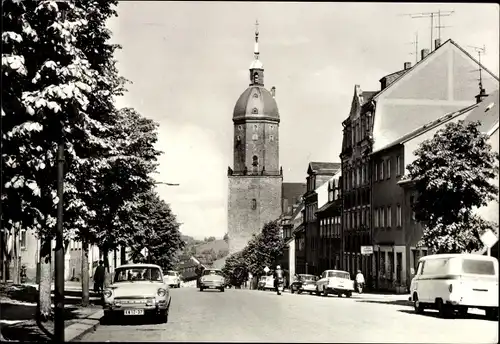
[421,49,430,60]
[434,38,442,50]
[404,62,412,70]
[271,86,276,98]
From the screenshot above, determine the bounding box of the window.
[387,158,391,179]
[380,208,385,228]
[374,163,378,182]
[251,199,257,210]
[396,205,402,227]
[422,258,451,275]
[380,161,384,180]
[252,107,258,114]
[387,206,392,228]
[20,230,27,249]
[365,209,370,227]
[410,196,416,221]
[252,155,259,167]
[269,135,274,142]
[361,209,365,226]
[396,156,401,176]
[374,208,379,228]
[252,134,258,141]
[351,170,355,188]
[461,259,496,275]
[236,135,241,141]
[238,125,243,130]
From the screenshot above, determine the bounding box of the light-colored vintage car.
[164,270,181,288]
[316,270,355,297]
[103,263,171,322]
[199,269,225,292]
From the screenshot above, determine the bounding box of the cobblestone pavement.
[79,288,498,343]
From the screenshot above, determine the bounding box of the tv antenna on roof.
[406,32,419,64]
[400,10,454,51]
[467,45,487,93]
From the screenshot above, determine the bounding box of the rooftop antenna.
[400,10,454,50]
[435,9,453,43]
[467,44,487,94]
[406,32,419,64]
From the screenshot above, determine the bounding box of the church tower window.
[251,199,257,210]
[252,134,258,141]
[269,135,274,142]
[252,108,258,114]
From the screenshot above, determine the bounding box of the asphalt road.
[80,287,498,343]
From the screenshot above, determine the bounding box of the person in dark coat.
[94,260,105,293]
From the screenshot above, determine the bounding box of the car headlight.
[157,288,167,297]
[104,289,112,298]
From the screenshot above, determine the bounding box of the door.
[317,271,327,290]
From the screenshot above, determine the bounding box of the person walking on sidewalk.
[355,270,365,294]
[93,261,105,294]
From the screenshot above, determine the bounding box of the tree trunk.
[103,247,111,288]
[38,238,52,321]
[81,240,89,307]
[12,229,19,284]
[120,246,126,265]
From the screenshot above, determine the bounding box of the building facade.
[340,39,499,290]
[370,89,499,292]
[227,26,283,254]
[303,162,341,276]
[316,173,343,273]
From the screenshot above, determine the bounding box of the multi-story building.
[370,89,499,292]
[340,39,499,289]
[315,172,343,273]
[302,162,341,276]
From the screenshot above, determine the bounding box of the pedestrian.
[94,260,105,294]
[355,270,365,293]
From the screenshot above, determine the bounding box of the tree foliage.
[406,120,499,253]
[126,192,185,270]
[222,221,284,284]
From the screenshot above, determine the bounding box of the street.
[79,288,498,343]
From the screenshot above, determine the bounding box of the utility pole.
[401,10,454,51]
[54,4,68,341]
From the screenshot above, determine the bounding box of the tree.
[223,233,229,243]
[125,192,185,270]
[406,120,499,253]
[2,0,102,320]
[222,251,247,287]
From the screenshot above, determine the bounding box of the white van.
[409,254,498,319]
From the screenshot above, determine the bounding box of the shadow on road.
[100,315,165,326]
[355,299,412,307]
[398,309,496,322]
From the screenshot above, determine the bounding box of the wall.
[228,175,283,254]
[372,144,406,246]
[372,42,498,152]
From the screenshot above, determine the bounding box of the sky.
[108,2,499,240]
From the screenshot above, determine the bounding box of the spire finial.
[254,19,259,59]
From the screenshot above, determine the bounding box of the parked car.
[316,270,355,297]
[290,274,318,294]
[199,269,226,292]
[102,263,170,323]
[259,275,275,291]
[409,253,499,319]
[164,270,181,288]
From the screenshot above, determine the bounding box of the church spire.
[249,20,264,86]
[254,20,259,60]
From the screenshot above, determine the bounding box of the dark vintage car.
[290,274,319,294]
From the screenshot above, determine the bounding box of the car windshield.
[167,271,177,276]
[300,275,314,281]
[114,267,163,283]
[203,270,223,276]
[328,271,350,279]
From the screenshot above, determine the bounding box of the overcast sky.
[108,2,499,240]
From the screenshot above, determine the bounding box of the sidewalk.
[1,283,104,342]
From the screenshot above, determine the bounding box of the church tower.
[227,22,283,254]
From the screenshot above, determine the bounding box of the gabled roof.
[308,162,341,175]
[373,39,499,101]
[370,103,478,155]
[464,89,499,134]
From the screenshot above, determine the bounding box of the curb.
[66,309,103,342]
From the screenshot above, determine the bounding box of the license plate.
[124,309,144,316]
